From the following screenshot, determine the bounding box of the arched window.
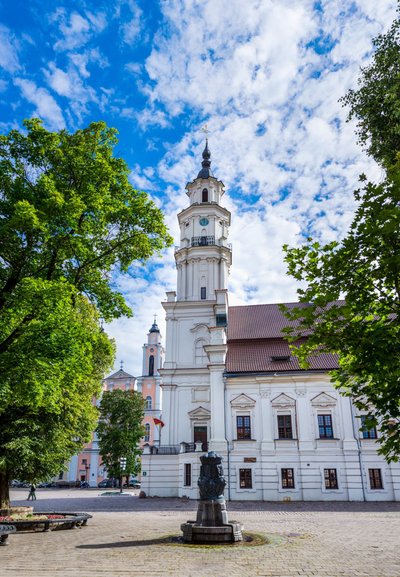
[195,339,208,365]
[149,355,154,376]
[145,396,152,410]
[144,423,150,442]
[202,188,208,202]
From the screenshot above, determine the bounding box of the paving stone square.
[1,489,399,577]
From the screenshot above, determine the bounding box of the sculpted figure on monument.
[198,451,226,500]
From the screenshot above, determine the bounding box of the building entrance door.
[194,425,208,451]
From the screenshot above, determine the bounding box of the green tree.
[283,167,400,461]
[340,6,400,168]
[283,9,400,461]
[96,389,145,488]
[0,119,172,508]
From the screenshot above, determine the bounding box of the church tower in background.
[136,318,164,446]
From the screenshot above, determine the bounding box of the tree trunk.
[0,471,10,511]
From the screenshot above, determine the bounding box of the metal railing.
[147,442,209,455]
[183,442,208,453]
[149,445,180,455]
[191,236,215,247]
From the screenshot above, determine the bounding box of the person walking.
[27,484,36,500]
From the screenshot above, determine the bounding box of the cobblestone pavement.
[1,489,400,577]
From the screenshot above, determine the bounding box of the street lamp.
[119,457,127,493]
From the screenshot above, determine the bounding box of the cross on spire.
[201,124,210,138]
[120,360,124,371]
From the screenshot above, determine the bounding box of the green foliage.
[0,118,172,322]
[340,6,400,167]
[0,119,172,506]
[283,165,400,461]
[284,5,400,462]
[96,389,145,480]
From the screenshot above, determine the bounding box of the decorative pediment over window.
[271,393,296,408]
[230,393,256,409]
[191,323,210,335]
[188,406,211,421]
[311,392,337,408]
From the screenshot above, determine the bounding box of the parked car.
[98,479,116,488]
[124,479,141,489]
[37,481,56,488]
[10,480,30,488]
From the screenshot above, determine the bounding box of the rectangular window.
[236,415,251,439]
[369,468,383,489]
[216,314,227,327]
[239,469,252,488]
[200,287,206,300]
[281,468,295,488]
[184,463,191,487]
[360,416,377,439]
[324,468,338,489]
[278,415,293,439]
[318,414,334,438]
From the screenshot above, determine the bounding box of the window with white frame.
[239,468,252,488]
[236,415,251,439]
[277,414,293,439]
[311,393,338,440]
[145,396,152,410]
[144,423,150,442]
[324,468,338,489]
[184,463,192,487]
[318,414,334,438]
[360,415,378,439]
[281,468,295,489]
[368,468,383,489]
[271,394,297,440]
[230,394,256,442]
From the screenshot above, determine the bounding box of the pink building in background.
[63,320,163,486]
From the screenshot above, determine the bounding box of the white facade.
[141,143,400,501]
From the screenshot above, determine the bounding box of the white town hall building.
[141,142,400,501]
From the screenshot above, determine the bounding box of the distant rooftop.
[226,302,341,374]
[105,368,135,380]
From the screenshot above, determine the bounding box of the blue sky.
[0,0,397,376]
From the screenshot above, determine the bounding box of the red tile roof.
[226,303,339,374]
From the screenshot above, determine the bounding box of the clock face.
[199,217,209,226]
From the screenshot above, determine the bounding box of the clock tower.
[159,139,232,455]
[175,139,232,301]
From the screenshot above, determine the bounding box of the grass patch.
[162,531,286,549]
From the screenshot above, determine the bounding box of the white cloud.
[120,1,143,45]
[69,48,109,79]
[14,78,65,129]
[104,0,398,374]
[43,62,98,121]
[125,62,142,75]
[0,24,20,73]
[52,9,107,52]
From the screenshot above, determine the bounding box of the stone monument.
[181,451,243,543]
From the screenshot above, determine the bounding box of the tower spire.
[197,125,213,179]
[150,315,160,333]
